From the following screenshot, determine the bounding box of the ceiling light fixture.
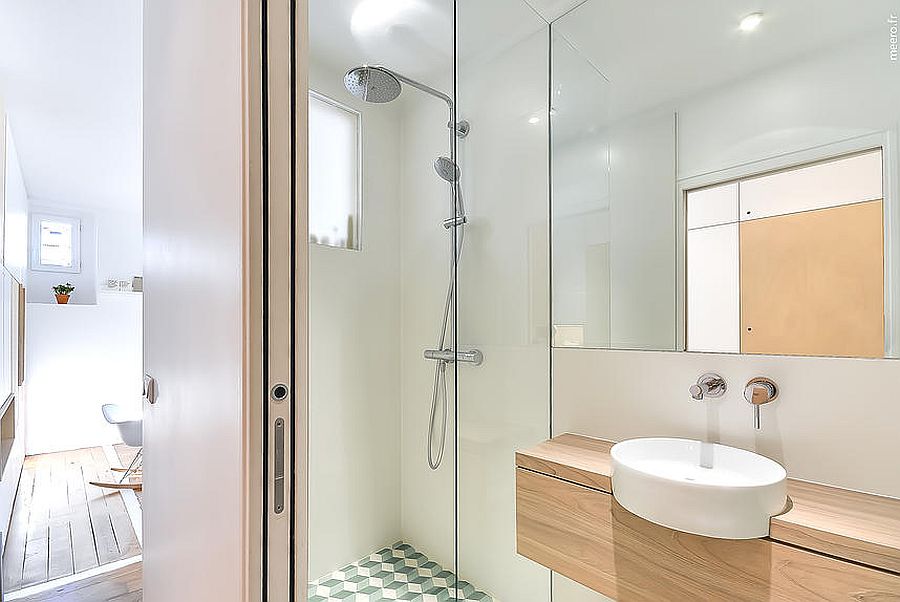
[528,116,541,125]
[739,12,764,32]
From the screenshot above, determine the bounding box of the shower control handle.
[442,216,467,229]
[424,348,484,366]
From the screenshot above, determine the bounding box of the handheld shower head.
[343,66,402,103]
[433,156,460,184]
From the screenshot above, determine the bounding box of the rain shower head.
[433,156,460,183]
[344,66,402,104]
[343,64,469,138]
[344,64,455,108]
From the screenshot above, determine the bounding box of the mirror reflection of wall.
[687,149,886,358]
[550,0,900,360]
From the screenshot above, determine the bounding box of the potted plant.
[52,283,76,304]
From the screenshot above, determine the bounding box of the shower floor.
[308,542,494,601]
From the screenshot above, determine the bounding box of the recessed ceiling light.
[528,116,541,125]
[739,12,764,32]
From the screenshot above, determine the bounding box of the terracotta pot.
[55,294,70,305]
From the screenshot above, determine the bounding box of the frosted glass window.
[30,214,81,273]
[309,92,361,250]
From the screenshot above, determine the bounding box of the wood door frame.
[677,131,898,357]
[243,0,308,599]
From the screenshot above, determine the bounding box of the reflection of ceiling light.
[352,0,414,35]
[528,116,541,125]
[549,108,558,117]
[739,12,764,32]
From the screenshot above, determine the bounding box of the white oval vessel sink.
[610,438,787,539]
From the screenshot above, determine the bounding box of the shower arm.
[372,65,453,107]
[372,65,469,138]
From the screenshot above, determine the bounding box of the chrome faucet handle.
[743,377,778,429]
[690,373,726,401]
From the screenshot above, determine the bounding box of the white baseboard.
[5,555,142,600]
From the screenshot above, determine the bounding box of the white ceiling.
[310,0,454,81]
[553,0,898,120]
[523,0,584,22]
[0,0,142,212]
[310,0,547,84]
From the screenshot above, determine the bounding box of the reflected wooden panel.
[740,199,884,358]
[516,468,900,601]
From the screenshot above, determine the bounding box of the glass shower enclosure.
[306,0,552,600]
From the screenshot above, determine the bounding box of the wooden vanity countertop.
[516,433,900,575]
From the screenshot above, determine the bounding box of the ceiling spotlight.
[739,12,764,32]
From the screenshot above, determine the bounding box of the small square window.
[309,91,361,250]
[30,214,81,273]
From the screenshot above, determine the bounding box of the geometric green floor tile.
[308,542,496,602]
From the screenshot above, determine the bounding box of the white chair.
[90,403,143,491]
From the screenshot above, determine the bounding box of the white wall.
[677,36,900,181]
[606,110,676,350]
[554,347,900,498]
[24,205,141,454]
[551,65,676,351]
[4,123,27,283]
[307,58,404,580]
[25,293,142,454]
[142,0,245,599]
[97,207,143,286]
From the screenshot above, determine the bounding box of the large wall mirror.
[550,0,900,359]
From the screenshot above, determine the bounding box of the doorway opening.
[0,1,144,599]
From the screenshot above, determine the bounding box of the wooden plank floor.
[13,561,142,602]
[113,445,142,505]
[3,448,142,593]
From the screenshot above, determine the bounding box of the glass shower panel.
[455,1,551,600]
[306,0,460,599]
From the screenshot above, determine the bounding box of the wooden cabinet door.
[740,200,884,358]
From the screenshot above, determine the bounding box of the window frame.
[308,89,363,251]
[30,212,82,274]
